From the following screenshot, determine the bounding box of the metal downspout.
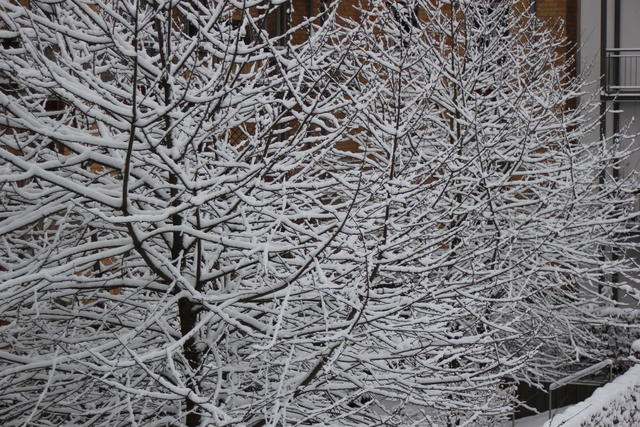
[612,0,621,299]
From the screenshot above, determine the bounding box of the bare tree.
[0,0,363,425]
[327,0,639,423]
[0,0,638,426]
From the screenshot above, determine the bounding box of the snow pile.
[543,365,640,427]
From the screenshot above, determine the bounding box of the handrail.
[547,359,613,421]
[549,359,612,391]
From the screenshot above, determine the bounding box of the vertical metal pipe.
[548,383,552,421]
[613,0,621,142]
[598,0,608,296]
[609,363,614,382]
[600,0,608,135]
[614,0,620,95]
[611,0,621,298]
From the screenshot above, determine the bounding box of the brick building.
[1,1,627,424]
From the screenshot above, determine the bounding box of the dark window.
[470,1,509,64]
[231,19,256,45]
[386,1,418,35]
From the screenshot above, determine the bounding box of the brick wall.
[289,0,363,45]
[535,0,578,56]
[288,0,578,47]
[534,0,578,109]
[285,0,578,97]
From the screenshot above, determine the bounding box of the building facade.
[579,1,640,306]
[580,1,640,193]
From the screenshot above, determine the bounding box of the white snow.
[542,365,640,427]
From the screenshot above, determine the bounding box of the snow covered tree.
[0,0,638,426]
[324,0,639,423]
[0,0,363,425]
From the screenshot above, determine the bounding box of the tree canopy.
[0,1,637,425]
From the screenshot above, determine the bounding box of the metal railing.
[547,359,613,421]
[605,48,640,94]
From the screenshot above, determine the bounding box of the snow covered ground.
[541,364,640,426]
[498,363,640,426]
[498,407,570,427]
